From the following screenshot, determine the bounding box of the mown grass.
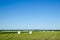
[0,31,60,40]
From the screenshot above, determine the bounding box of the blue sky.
[0,0,60,30]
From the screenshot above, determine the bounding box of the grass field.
[0,31,60,40]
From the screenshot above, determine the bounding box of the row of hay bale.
[18,31,32,34]
[39,31,54,32]
[18,31,55,34]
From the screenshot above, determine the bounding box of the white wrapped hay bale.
[52,31,54,32]
[43,31,45,32]
[18,31,21,34]
[29,31,32,34]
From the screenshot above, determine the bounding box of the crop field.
[0,31,60,40]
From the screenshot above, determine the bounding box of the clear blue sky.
[0,0,60,30]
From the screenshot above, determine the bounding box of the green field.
[0,31,60,40]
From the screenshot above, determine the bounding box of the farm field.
[0,31,60,40]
